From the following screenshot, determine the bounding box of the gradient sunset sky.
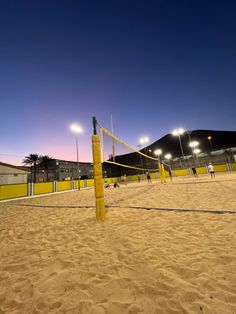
[1,0,236,165]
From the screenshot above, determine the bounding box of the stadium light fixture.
[165,153,172,170]
[139,136,149,144]
[189,141,199,148]
[154,149,162,156]
[69,123,83,134]
[154,149,162,164]
[69,122,83,190]
[172,128,185,136]
[193,148,201,155]
[164,153,172,160]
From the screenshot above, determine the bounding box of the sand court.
[1,172,236,313]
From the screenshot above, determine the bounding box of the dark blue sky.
[1,0,236,164]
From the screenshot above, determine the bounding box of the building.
[35,159,94,182]
[0,162,30,185]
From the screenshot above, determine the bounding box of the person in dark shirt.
[137,173,141,183]
[192,167,198,178]
[104,180,110,188]
[114,182,120,188]
[146,171,152,183]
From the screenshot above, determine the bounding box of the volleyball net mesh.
[92,117,167,221]
[99,125,159,175]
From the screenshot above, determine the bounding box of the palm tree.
[39,155,53,181]
[23,153,41,182]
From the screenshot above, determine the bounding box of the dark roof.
[0,162,30,172]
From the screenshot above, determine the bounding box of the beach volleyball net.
[91,117,167,221]
[100,126,160,175]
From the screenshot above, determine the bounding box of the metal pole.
[137,145,144,174]
[111,114,115,161]
[208,138,213,164]
[209,138,213,151]
[76,137,81,190]
[178,134,186,168]
[145,147,148,167]
[187,130,196,167]
[93,116,97,135]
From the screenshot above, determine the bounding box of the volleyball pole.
[158,160,166,184]
[92,117,106,221]
[160,163,166,183]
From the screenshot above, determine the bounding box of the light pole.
[137,144,144,174]
[207,136,214,164]
[173,128,186,169]
[69,122,83,190]
[154,149,162,165]
[208,136,213,151]
[193,148,201,166]
[154,149,162,179]
[139,136,149,167]
[189,141,199,167]
[164,153,172,170]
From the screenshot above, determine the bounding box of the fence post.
[53,181,58,192]
[28,182,34,196]
[226,163,231,172]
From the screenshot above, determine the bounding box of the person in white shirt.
[121,174,127,185]
[207,163,215,178]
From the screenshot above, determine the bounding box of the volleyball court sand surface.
[0,173,236,314]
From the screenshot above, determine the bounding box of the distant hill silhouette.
[109,130,236,164]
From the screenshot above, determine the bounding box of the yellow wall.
[34,182,53,195]
[174,169,188,176]
[150,173,156,179]
[214,164,227,172]
[231,163,236,171]
[0,184,28,200]
[87,179,94,187]
[196,166,207,174]
[1,162,236,201]
[74,180,85,189]
[104,177,118,183]
[58,181,71,191]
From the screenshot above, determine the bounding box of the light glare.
[139,136,149,144]
[165,153,172,160]
[189,141,199,148]
[154,149,162,156]
[193,148,201,154]
[69,123,83,134]
[172,128,185,136]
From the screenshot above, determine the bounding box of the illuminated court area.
[1,172,236,313]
